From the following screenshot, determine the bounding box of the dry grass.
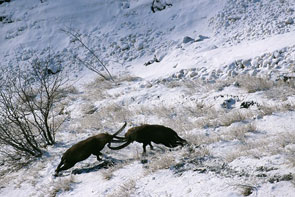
[80,103,97,115]
[114,74,142,83]
[221,123,257,142]
[235,184,257,196]
[186,132,221,146]
[101,162,127,180]
[258,101,295,116]
[163,79,205,94]
[78,103,133,130]
[57,85,80,98]
[286,153,295,167]
[146,153,177,173]
[134,102,217,133]
[215,75,274,93]
[82,77,113,101]
[106,179,136,197]
[195,109,256,129]
[237,75,274,93]
[265,85,295,101]
[50,175,75,197]
[223,129,295,163]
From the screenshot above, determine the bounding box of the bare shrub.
[0,55,67,158]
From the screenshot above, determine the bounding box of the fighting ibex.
[55,122,127,176]
[108,124,187,153]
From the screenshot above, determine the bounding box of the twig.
[61,28,114,82]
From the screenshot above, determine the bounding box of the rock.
[176,72,184,79]
[136,41,144,50]
[240,101,256,109]
[195,35,210,42]
[233,81,240,87]
[0,0,10,5]
[251,58,259,68]
[122,2,130,9]
[273,51,280,58]
[121,44,130,51]
[228,16,241,22]
[287,8,294,13]
[221,98,236,109]
[228,70,237,77]
[183,36,195,44]
[285,18,294,25]
[262,58,271,67]
[189,71,198,78]
[242,59,251,67]
[0,15,13,23]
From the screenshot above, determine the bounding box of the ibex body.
[109,124,187,153]
[55,122,126,176]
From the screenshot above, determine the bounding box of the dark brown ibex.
[108,124,187,153]
[55,122,126,176]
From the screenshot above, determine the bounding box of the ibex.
[108,124,187,153]
[55,122,127,176]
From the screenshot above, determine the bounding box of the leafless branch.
[61,28,114,82]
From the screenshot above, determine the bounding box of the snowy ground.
[1,0,295,196]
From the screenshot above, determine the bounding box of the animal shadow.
[71,157,123,175]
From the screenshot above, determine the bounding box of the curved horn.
[112,122,127,137]
[108,141,131,150]
[112,136,125,140]
[111,138,127,143]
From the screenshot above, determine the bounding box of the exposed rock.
[0,16,13,23]
[285,18,294,25]
[221,98,236,109]
[195,35,210,42]
[0,0,10,5]
[228,16,241,22]
[144,55,160,66]
[183,36,195,44]
[151,0,172,13]
[240,101,256,109]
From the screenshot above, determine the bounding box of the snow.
[1,0,295,196]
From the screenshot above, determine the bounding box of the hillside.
[1,0,295,196]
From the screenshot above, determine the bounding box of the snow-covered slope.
[1,0,295,196]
